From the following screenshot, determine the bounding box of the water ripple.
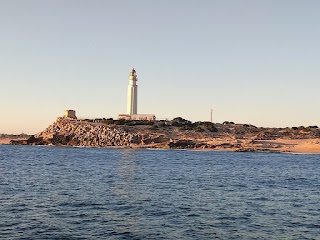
[0,145,320,239]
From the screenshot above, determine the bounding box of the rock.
[168,139,196,149]
[26,119,143,148]
[152,134,170,143]
[27,135,38,144]
[10,117,319,150]
[10,139,28,145]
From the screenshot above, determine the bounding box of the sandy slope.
[264,139,320,154]
[0,138,11,144]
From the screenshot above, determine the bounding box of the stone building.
[63,110,77,119]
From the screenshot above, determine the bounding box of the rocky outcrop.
[168,139,196,149]
[31,118,143,147]
[10,139,28,145]
[16,118,320,152]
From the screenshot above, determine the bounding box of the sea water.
[0,145,319,239]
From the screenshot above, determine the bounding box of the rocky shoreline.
[8,117,320,153]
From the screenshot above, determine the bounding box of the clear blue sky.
[1,0,319,134]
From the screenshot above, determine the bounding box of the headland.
[8,117,320,154]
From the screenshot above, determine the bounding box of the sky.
[1,0,320,134]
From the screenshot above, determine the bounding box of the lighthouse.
[127,68,138,115]
[118,68,155,121]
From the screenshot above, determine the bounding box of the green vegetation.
[82,116,219,133]
[123,120,154,126]
[0,133,31,139]
[101,118,114,124]
[170,117,218,132]
[171,117,192,127]
[112,119,154,126]
[223,121,235,125]
[115,118,126,125]
[149,125,159,130]
[83,118,154,126]
[194,126,204,132]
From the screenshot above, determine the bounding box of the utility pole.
[210,108,213,123]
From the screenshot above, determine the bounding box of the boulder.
[168,139,196,149]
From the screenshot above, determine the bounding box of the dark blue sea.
[0,145,320,239]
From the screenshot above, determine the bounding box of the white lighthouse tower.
[118,68,155,121]
[127,68,138,115]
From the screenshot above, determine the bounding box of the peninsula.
[9,117,320,154]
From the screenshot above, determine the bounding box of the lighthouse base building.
[118,114,156,121]
[118,68,156,121]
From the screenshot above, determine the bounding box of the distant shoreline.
[4,137,320,155]
[0,135,30,145]
[4,118,320,154]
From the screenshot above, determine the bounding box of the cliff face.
[27,118,215,148]
[31,118,141,147]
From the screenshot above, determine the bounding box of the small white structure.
[63,110,77,119]
[127,68,138,115]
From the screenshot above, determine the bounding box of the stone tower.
[127,68,138,115]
